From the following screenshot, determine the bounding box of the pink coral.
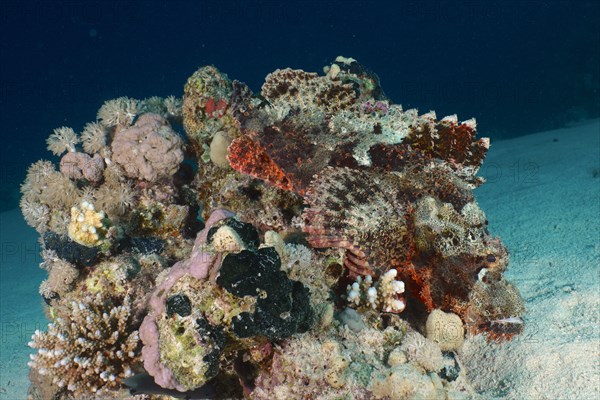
[111,113,184,182]
[138,209,234,391]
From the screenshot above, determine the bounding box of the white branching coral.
[28,293,139,397]
[346,269,406,313]
[97,97,139,128]
[81,121,108,154]
[46,127,79,156]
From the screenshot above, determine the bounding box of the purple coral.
[138,209,234,391]
[111,113,184,182]
[59,152,105,184]
[361,100,389,115]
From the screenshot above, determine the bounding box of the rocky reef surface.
[21,57,524,399]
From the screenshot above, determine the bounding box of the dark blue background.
[1,0,598,210]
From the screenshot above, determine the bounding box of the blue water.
[1,1,598,207]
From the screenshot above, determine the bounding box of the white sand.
[0,120,598,399]
[462,119,600,399]
[0,210,47,399]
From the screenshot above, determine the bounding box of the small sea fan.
[20,196,50,232]
[79,186,95,203]
[20,161,64,232]
[164,95,182,118]
[140,96,165,115]
[139,95,182,119]
[81,122,107,154]
[97,97,139,128]
[46,127,79,156]
[39,256,79,298]
[94,182,135,218]
[38,173,81,209]
[21,161,62,200]
[23,160,56,183]
[399,331,444,372]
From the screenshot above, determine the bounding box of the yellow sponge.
[67,201,110,247]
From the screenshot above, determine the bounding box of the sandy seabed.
[0,119,598,399]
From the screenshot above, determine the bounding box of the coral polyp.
[21,57,524,399]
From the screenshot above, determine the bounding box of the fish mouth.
[475,316,525,341]
[490,316,524,325]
